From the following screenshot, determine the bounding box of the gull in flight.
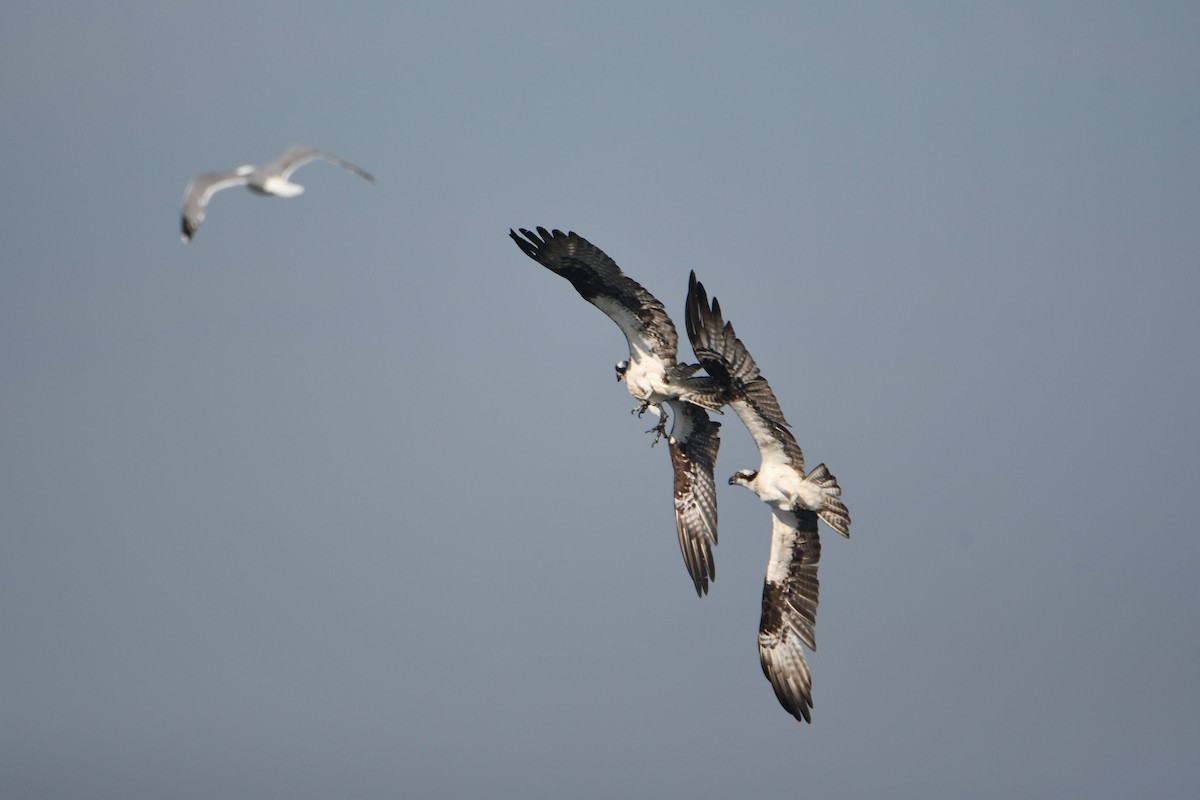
[180,145,375,242]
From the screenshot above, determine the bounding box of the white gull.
[180,145,375,242]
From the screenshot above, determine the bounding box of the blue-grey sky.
[3,2,1198,797]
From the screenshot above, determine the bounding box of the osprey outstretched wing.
[509,228,724,413]
[665,399,722,596]
[509,227,679,368]
[759,508,822,722]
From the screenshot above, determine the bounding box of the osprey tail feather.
[805,463,851,538]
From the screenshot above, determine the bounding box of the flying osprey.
[180,145,375,242]
[685,271,850,723]
[509,227,724,596]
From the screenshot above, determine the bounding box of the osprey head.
[615,360,629,382]
[729,469,758,486]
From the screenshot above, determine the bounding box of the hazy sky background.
[3,2,1198,797]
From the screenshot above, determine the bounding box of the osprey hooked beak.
[729,469,757,486]
[615,360,629,382]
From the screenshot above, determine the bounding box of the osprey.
[509,227,724,596]
[685,271,851,723]
[180,145,375,242]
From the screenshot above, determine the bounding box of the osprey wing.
[665,399,721,597]
[510,227,679,365]
[685,271,803,471]
[685,271,791,428]
[758,508,822,723]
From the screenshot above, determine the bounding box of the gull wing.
[262,145,377,183]
[509,227,679,366]
[758,508,822,723]
[665,399,721,597]
[180,170,251,242]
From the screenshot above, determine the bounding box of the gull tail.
[805,463,851,538]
